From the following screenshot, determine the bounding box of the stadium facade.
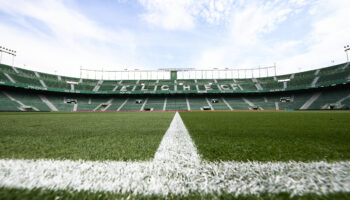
[0,62,350,112]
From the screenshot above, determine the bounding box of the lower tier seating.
[1,84,349,112]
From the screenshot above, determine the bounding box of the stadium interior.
[0,62,350,112]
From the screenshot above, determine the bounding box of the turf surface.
[0,187,349,200]
[180,111,350,162]
[0,112,174,161]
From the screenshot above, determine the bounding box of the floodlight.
[345,44,350,62]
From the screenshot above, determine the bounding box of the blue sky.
[0,0,349,77]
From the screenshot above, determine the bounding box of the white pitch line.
[0,112,350,197]
[154,112,200,164]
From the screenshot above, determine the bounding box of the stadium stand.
[75,97,108,111]
[145,97,166,111]
[0,91,20,111]
[105,98,128,111]
[0,72,9,82]
[15,67,36,76]
[6,91,50,111]
[342,98,350,108]
[188,97,211,110]
[45,95,74,111]
[44,79,71,90]
[119,98,146,111]
[209,97,231,110]
[8,72,42,86]
[223,97,250,110]
[1,62,350,111]
[166,97,188,111]
[2,62,349,93]
[75,84,95,91]
[38,71,59,80]
[99,81,118,91]
[308,88,350,109]
[260,81,284,90]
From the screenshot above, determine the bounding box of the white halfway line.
[0,112,350,197]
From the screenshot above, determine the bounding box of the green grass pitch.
[0,112,174,161]
[180,111,350,162]
[0,110,350,199]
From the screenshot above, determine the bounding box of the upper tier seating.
[39,72,59,80]
[1,63,349,93]
[0,72,9,82]
[1,83,349,111]
[9,72,42,86]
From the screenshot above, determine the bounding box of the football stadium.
[0,62,350,112]
[1,0,350,199]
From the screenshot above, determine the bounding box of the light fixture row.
[0,46,16,55]
[0,46,16,53]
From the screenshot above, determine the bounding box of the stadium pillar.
[266,67,269,77]
[11,54,15,67]
[274,63,277,76]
